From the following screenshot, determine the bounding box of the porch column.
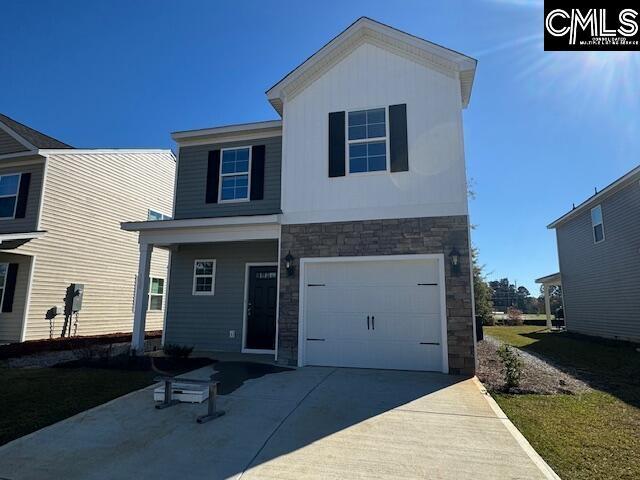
[544,283,552,330]
[132,242,153,354]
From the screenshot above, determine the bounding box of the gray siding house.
[0,114,174,343]
[547,165,640,343]
[123,18,478,375]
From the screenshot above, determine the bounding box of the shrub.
[496,344,523,391]
[505,307,524,326]
[163,343,194,358]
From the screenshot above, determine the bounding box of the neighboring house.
[545,165,640,344]
[0,113,175,343]
[123,17,477,374]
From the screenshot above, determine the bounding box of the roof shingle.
[0,113,72,149]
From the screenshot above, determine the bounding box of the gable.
[0,128,29,155]
[266,17,476,114]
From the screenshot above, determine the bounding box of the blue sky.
[2,0,638,293]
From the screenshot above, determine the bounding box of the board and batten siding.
[281,41,468,225]
[12,151,175,341]
[556,181,640,343]
[164,240,278,351]
[0,252,33,343]
[174,136,282,220]
[0,129,28,156]
[0,160,44,234]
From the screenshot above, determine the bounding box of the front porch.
[121,215,281,360]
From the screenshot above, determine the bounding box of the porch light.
[449,247,461,275]
[285,251,295,277]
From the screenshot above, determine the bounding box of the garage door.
[301,256,446,372]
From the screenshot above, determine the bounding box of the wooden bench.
[155,375,225,423]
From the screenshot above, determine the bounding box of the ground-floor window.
[148,277,165,310]
[192,259,216,295]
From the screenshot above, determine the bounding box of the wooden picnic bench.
[155,375,225,423]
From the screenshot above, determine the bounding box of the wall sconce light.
[449,247,461,275]
[284,251,295,277]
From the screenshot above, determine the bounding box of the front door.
[245,265,278,351]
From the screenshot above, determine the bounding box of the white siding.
[14,151,174,340]
[281,41,468,225]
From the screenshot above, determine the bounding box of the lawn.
[485,326,640,480]
[0,366,156,446]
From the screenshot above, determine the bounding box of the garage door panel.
[303,258,445,372]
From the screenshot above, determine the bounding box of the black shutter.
[205,150,221,203]
[389,104,409,172]
[14,173,31,219]
[328,111,346,177]
[250,145,265,201]
[2,263,19,313]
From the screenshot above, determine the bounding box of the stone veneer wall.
[277,216,475,375]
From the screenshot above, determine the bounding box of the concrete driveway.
[0,367,558,479]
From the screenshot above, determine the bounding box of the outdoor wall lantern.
[449,247,461,275]
[285,251,295,277]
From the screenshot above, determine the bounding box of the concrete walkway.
[0,367,558,479]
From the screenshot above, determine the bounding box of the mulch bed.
[0,331,162,360]
[477,337,590,395]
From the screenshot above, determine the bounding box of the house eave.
[121,214,282,232]
[171,121,283,145]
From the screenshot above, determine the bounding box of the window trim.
[218,146,252,203]
[591,205,605,244]
[0,262,8,310]
[0,172,23,221]
[345,106,390,176]
[148,277,165,311]
[192,259,216,296]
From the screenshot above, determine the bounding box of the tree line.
[473,248,562,324]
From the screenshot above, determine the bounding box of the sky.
[2,0,639,293]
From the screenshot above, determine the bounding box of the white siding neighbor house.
[123,18,478,375]
[0,113,174,343]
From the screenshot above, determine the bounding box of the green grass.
[0,366,155,446]
[485,326,640,479]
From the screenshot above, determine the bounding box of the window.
[591,205,605,243]
[347,108,387,173]
[0,174,21,219]
[147,209,172,221]
[149,277,165,311]
[193,259,216,295]
[220,147,250,202]
[0,263,7,308]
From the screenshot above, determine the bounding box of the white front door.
[302,256,446,372]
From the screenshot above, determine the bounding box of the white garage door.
[301,256,446,372]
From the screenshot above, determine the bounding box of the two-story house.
[0,113,174,343]
[123,18,478,374]
[545,164,640,344]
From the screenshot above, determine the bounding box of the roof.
[266,17,477,114]
[0,113,72,150]
[535,272,561,285]
[548,164,640,229]
[171,120,282,143]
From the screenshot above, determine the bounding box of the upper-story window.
[220,147,251,202]
[591,205,605,243]
[0,174,21,220]
[348,108,387,174]
[147,209,172,221]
